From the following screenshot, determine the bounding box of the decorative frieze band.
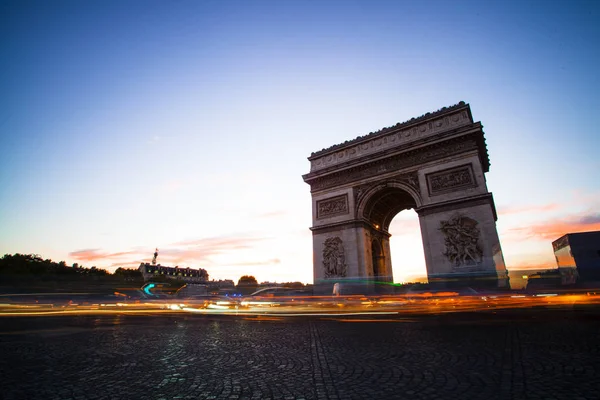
[309,109,471,172]
[307,138,478,192]
[416,193,496,220]
[426,164,476,196]
[316,194,349,219]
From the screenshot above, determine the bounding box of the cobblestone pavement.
[1,307,599,400]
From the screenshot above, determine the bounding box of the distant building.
[523,269,564,291]
[138,263,209,283]
[553,231,600,283]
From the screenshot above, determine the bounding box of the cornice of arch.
[304,131,485,193]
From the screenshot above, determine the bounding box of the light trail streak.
[1,293,599,318]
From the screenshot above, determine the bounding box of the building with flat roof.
[553,231,600,283]
[138,263,209,283]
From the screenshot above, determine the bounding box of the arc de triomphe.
[302,102,508,289]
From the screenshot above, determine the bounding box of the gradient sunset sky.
[1,0,599,284]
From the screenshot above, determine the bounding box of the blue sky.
[1,0,599,283]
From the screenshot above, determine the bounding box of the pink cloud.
[498,203,561,215]
[109,261,142,268]
[160,235,272,265]
[69,234,272,270]
[69,249,138,262]
[228,258,281,267]
[508,212,600,241]
[172,236,266,248]
[507,261,557,271]
[572,189,600,205]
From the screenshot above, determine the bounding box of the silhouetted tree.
[237,275,258,295]
[0,253,107,279]
[113,267,143,281]
[237,275,258,286]
[282,281,304,289]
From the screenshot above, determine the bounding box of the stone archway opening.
[362,187,417,232]
[361,186,423,284]
[388,210,427,284]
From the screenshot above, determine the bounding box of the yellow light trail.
[1,293,599,318]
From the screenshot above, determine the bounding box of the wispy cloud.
[161,235,272,266]
[69,234,273,272]
[256,210,288,219]
[498,203,561,215]
[172,235,267,250]
[228,258,281,267]
[69,249,138,262]
[507,261,557,271]
[572,189,600,206]
[109,261,142,268]
[508,212,600,240]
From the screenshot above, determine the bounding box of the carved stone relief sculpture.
[323,237,347,278]
[439,214,483,270]
[317,195,348,219]
[427,164,476,196]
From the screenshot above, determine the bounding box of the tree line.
[0,254,309,290]
[0,253,141,281]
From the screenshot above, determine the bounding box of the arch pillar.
[416,193,508,288]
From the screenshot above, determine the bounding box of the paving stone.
[0,308,599,399]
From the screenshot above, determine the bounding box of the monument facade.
[302,102,508,288]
